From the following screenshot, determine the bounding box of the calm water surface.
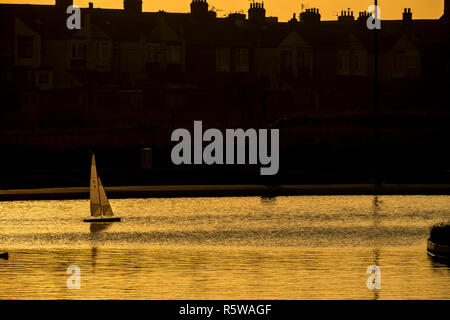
[0,195,449,299]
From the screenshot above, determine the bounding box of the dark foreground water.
[0,196,449,299]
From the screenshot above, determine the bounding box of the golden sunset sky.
[0,0,445,22]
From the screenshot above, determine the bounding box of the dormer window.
[298,50,305,67]
[337,51,350,75]
[71,41,87,67]
[393,55,400,71]
[353,54,361,72]
[71,41,87,60]
[216,47,230,72]
[166,43,182,64]
[281,50,293,74]
[146,43,161,63]
[297,49,312,77]
[235,48,249,72]
[95,41,109,60]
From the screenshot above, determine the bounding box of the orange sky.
[0,0,445,22]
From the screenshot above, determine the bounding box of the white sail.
[98,177,113,216]
[90,155,102,217]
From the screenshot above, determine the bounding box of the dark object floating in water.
[84,217,121,223]
[0,252,8,260]
[427,223,450,259]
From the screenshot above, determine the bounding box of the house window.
[297,50,311,76]
[298,50,305,67]
[216,47,230,72]
[393,55,400,71]
[72,42,87,60]
[281,50,293,74]
[17,36,34,58]
[235,48,249,72]
[166,43,182,64]
[353,54,361,72]
[337,52,350,75]
[146,43,161,63]
[95,41,109,60]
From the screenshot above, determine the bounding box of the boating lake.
[0,195,449,300]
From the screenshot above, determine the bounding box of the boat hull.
[427,239,450,259]
[83,217,121,223]
[0,252,9,260]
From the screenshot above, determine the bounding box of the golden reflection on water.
[0,195,449,299]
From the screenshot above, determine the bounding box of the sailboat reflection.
[260,196,277,205]
[90,223,112,233]
[88,220,111,272]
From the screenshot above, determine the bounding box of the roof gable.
[147,16,182,43]
[279,30,310,48]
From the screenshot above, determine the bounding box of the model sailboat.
[84,154,121,223]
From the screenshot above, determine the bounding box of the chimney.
[89,2,93,9]
[403,8,412,22]
[299,8,321,25]
[338,9,355,22]
[124,0,142,14]
[357,11,370,24]
[190,0,209,17]
[289,13,298,25]
[55,0,73,10]
[248,1,266,24]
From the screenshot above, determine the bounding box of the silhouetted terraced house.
[336,33,370,78]
[0,13,43,88]
[255,28,314,80]
[0,0,449,131]
[384,34,421,80]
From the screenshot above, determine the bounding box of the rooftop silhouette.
[0,0,449,186]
